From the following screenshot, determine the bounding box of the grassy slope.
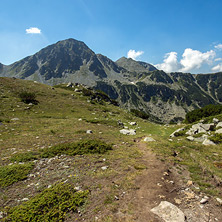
[0,77,221,221]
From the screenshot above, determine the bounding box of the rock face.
[1,38,222,123]
[151,201,185,222]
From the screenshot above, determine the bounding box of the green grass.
[0,163,34,188]
[40,139,113,158]
[5,183,89,222]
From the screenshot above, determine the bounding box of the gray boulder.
[202,139,216,146]
[144,137,155,142]
[213,118,219,124]
[215,128,222,134]
[151,201,185,222]
[120,129,136,135]
[170,128,185,137]
[201,123,214,131]
[186,136,194,141]
[216,122,222,129]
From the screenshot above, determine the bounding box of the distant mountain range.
[1,38,222,122]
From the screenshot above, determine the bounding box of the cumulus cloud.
[180,48,215,72]
[155,48,216,73]
[127,49,144,60]
[155,52,181,72]
[26,27,41,34]
[215,58,222,62]
[212,64,222,72]
[214,44,222,50]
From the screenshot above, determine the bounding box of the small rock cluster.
[170,118,222,145]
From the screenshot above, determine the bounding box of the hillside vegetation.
[0,77,222,221]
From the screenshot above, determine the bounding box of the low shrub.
[18,91,38,104]
[6,183,89,221]
[185,104,222,123]
[40,140,112,158]
[174,131,186,137]
[10,152,39,163]
[0,163,34,188]
[130,109,149,119]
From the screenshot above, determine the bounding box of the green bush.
[130,109,149,119]
[6,183,89,221]
[0,163,34,188]
[19,91,38,104]
[185,104,222,123]
[174,131,186,137]
[40,140,112,158]
[10,152,39,163]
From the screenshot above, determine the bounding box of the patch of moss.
[40,140,113,158]
[5,183,89,221]
[0,163,34,188]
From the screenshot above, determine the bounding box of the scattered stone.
[151,201,185,222]
[186,180,193,186]
[174,198,182,205]
[213,118,219,124]
[186,136,194,141]
[170,128,185,137]
[200,196,209,204]
[86,130,93,134]
[129,122,137,126]
[78,118,82,121]
[215,128,222,134]
[202,139,216,146]
[74,186,81,191]
[21,198,29,201]
[216,122,222,128]
[144,137,155,142]
[67,82,73,87]
[0,211,4,219]
[184,191,195,199]
[48,185,52,188]
[201,123,214,131]
[101,166,108,170]
[11,118,19,121]
[216,197,222,205]
[120,129,136,135]
[114,196,119,200]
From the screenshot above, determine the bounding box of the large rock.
[120,129,136,135]
[202,139,216,146]
[215,128,222,134]
[170,128,185,137]
[216,122,222,128]
[201,123,214,131]
[151,201,185,222]
[144,137,155,142]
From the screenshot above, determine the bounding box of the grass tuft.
[0,163,34,188]
[5,183,89,221]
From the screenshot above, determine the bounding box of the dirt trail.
[120,140,222,222]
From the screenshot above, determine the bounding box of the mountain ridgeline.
[1,38,222,122]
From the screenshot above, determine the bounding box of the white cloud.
[26,27,41,34]
[127,49,144,60]
[155,48,216,73]
[155,52,181,72]
[212,64,222,72]
[214,44,222,50]
[215,58,222,62]
[180,48,215,72]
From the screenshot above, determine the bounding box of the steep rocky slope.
[1,38,222,122]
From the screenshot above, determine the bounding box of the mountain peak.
[116,57,157,73]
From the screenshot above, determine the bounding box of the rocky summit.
[1,38,222,122]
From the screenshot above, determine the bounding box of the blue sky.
[1,0,222,73]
